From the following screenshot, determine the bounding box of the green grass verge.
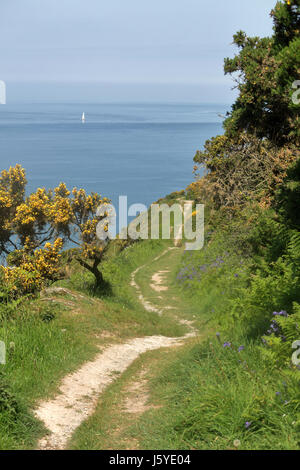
[0,238,185,449]
[70,223,299,450]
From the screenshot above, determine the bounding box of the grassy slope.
[70,225,299,450]
[69,244,210,450]
[132,228,299,450]
[133,232,300,449]
[1,204,299,450]
[0,239,186,450]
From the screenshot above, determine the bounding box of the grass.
[133,335,299,450]
[132,227,300,449]
[0,238,186,450]
[131,225,299,450]
[68,243,212,450]
[0,200,299,450]
[69,343,196,450]
[69,222,299,450]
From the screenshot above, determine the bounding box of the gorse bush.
[188,0,300,346]
[0,0,297,451]
[176,0,300,438]
[0,165,113,297]
[193,135,299,210]
[1,238,63,297]
[193,0,300,213]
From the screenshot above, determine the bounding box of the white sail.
[81,112,85,122]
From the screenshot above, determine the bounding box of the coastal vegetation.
[0,0,299,450]
[0,167,115,297]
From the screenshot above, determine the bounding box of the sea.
[0,103,228,212]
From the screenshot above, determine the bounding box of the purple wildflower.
[270,323,279,332]
[245,421,252,430]
[279,310,288,317]
[273,310,288,317]
[238,346,245,352]
[223,342,231,348]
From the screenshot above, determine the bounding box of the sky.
[0,0,277,103]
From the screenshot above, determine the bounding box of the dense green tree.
[223,0,300,146]
[276,158,300,229]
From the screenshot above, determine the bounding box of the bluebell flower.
[273,310,288,317]
[279,310,288,317]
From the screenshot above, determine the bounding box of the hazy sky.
[0,0,277,103]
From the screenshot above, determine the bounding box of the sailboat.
[81,112,85,123]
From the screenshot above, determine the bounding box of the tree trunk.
[92,265,103,287]
[76,257,104,287]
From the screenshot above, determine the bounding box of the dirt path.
[35,246,196,450]
[36,335,185,450]
[150,270,170,292]
[130,247,175,315]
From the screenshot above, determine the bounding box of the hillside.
[0,0,299,451]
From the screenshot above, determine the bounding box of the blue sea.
[0,103,227,209]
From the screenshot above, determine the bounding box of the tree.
[223,0,300,146]
[193,1,300,211]
[276,157,300,229]
[0,165,110,295]
[58,185,110,287]
[193,134,299,210]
